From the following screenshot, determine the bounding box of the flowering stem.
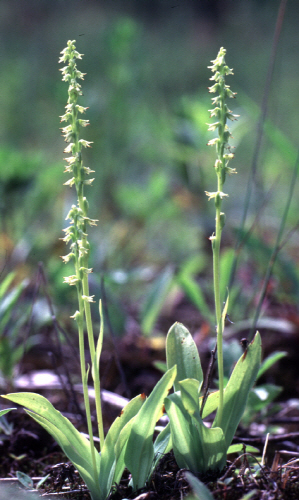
[206,48,238,426]
[59,41,105,453]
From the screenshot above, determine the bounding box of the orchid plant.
[2,44,262,498]
[164,48,262,474]
[3,41,177,500]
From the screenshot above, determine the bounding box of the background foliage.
[0,0,298,335]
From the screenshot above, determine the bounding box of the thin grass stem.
[249,151,299,339]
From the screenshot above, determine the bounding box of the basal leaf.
[165,392,226,473]
[151,423,172,474]
[3,393,91,456]
[124,365,176,490]
[99,394,145,497]
[166,323,203,392]
[213,331,261,447]
[25,410,102,500]
[179,378,201,419]
[164,393,200,472]
[200,390,219,419]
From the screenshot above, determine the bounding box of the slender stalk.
[212,177,224,420]
[59,41,105,452]
[206,48,238,426]
[93,301,105,447]
[75,294,98,481]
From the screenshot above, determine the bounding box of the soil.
[1,298,299,500]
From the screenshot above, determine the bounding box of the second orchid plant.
[164,48,261,474]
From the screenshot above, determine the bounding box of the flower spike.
[206,48,239,427]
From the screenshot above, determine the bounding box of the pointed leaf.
[257,351,287,380]
[16,471,33,489]
[91,300,104,381]
[180,378,201,419]
[0,272,16,299]
[0,408,16,417]
[165,392,226,473]
[154,423,171,464]
[164,393,201,472]
[213,331,262,447]
[3,393,102,500]
[221,293,229,336]
[3,393,92,456]
[166,323,203,391]
[151,423,172,474]
[114,416,136,485]
[124,365,177,490]
[25,409,102,500]
[200,390,219,418]
[99,394,145,497]
[185,471,215,500]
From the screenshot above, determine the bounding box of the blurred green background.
[0,0,298,336]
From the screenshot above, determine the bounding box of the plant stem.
[76,290,98,481]
[59,41,105,452]
[206,47,238,426]
[212,181,224,424]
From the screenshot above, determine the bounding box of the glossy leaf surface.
[166,322,202,392]
[124,365,176,490]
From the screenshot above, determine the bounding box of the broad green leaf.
[3,393,92,456]
[124,365,176,490]
[166,323,203,392]
[3,392,102,500]
[213,331,261,448]
[257,351,287,380]
[114,416,136,485]
[25,409,102,500]
[227,444,259,455]
[165,393,201,472]
[99,394,145,497]
[180,378,201,420]
[200,390,219,419]
[185,471,215,500]
[196,423,226,472]
[165,392,226,473]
